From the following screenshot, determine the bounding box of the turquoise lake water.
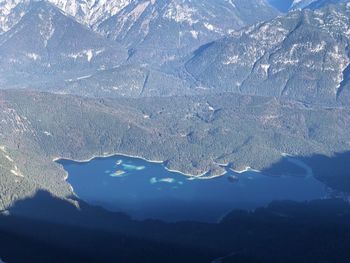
[57,155,327,222]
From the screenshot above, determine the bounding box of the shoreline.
[53,152,213,179]
[54,152,312,180]
[231,166,261,174]
[164,166,213,178]
[53,152,164,165]
[189,170,228,180]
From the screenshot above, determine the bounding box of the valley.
[0,1,350,261]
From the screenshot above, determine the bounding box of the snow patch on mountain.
[0,0,29,33]
[49,0,132,27]
[164,2,198,25]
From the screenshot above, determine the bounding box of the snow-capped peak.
[48,0,132,27]
[0,0,132,34]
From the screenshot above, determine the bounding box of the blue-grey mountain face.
[186,3,350,105]
[97,0,280,67]
[0,1,128,87]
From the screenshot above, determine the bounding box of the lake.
[57,155,327,222]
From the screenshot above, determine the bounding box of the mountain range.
[97,0,279,67]
[0,0,282,95]
[0,0,349,104]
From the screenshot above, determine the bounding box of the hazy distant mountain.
[97,0,279,67]
[185,3,350,105]
[0,1,127,85]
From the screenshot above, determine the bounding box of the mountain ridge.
[185,3,350,105]
[97,0,279,67]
